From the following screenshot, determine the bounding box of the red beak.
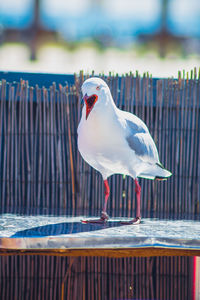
[83,94,98,120]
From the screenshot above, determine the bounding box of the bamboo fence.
[0,255,193,300]
[0,71,199,300]
[0,71,199,218]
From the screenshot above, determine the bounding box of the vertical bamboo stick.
[36,87,43,210]
[49,86,55,212]
[59,85,67,211]
[186,79,193,214]
[65,87,76,216]
[174,81,179,216]
[1,80,7,211]
[20,80,26,209]
[6,84,12,209]
[24,82,31,212]
[56,89,62,211]
[189,79,197,214]
[52,83,59,212]
[195,78,200,215]
[9,86,15,211]
[164,79,170,215]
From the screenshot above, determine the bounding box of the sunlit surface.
[0,214,200,250]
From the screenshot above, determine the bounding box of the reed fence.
[0,70,199,218]
[0,255,193,300]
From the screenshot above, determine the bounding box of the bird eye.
[96,86,100,90]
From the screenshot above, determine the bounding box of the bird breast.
[77,106,142,178]
[78,109,122,150]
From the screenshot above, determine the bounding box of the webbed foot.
[120,216,141,225]
[81,211,109,224]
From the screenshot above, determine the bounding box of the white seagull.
[77,77,172,224]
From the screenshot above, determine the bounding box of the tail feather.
[138,162,172,180]
[155,176,167,181]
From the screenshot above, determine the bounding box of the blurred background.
[0,0,199,77]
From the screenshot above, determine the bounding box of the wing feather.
[123,114,159,163]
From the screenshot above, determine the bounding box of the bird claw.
[120,216,141,225]
[81,211,109,224]
[100,211,109,221]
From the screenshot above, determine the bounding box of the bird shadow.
[11,220,121,238]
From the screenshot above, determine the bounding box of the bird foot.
[81,211,109,224]
[120,216,141,225]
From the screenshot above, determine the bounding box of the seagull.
[77,77,172,224]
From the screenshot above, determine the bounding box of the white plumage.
[78,77,172,224]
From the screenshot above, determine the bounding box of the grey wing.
[125,119,159,163]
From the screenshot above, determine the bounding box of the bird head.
[81,77,110,120]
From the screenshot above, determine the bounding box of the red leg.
[120,179,141,225]
[103,179,110,213]
[81,179,110,224]
[135,179,141,219]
